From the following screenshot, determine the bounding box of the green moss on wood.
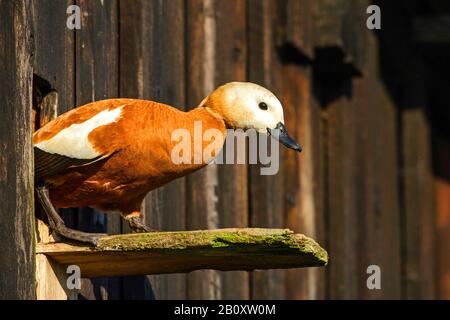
[90,228,328,266]
[37,228,328,277]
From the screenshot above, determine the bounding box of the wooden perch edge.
[36,228,328,278]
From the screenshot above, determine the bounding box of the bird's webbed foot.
[36,185,107,246]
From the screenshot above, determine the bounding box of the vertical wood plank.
[323,83,360,299]
[399,60,435,299]
[309,64,328,300]
[401,107,434,299]
[32,1,78,299]
[282,65,324,300]
[120,0,187,299]
[214,0,249,300]
[186,0,249,299]
[143,0,187,300]
[284,0,314,59]
[0,0,35,300]
[279,0,325,300]
[313,0,366,73]
[248,0,285,299]
[312,11,364,296]
[76,0,121,300]
[32,0,75,114]
[76,0,118,105]
[310,100,328,299]
[119,0,158,300]
[356,32,401,299]
[185,0,222,299]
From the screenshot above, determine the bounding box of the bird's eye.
[258,102,268,110]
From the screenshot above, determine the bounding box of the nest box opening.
[32,74,58,132]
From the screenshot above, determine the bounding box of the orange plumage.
[34,98,226,218]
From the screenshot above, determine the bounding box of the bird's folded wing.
[34,147,111,179]
[33,102,126,179]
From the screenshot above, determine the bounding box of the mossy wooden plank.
[36,228,328,278]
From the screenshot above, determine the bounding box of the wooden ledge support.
[36,228,328,278]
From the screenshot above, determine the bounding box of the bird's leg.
[36,185,107,246]
[124,212,156,233]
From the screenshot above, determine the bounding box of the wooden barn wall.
[0,0,444,299]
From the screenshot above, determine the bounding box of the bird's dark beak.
[267,122,302,152]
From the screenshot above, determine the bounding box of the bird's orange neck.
[173,106,227,167]
[188,106,227,133]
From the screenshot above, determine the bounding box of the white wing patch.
[36,106,124,159]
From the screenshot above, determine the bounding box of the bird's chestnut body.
[34,98,226,217]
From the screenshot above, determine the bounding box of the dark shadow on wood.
[277,42,312,66]
[33,75,54,109]
[312,47,357,107]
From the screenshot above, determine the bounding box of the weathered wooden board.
[143,0,187,300]
[185,0,222,300]
[75,0,121,300]
[32,0,75,114]
[118,0,154,300]
[32,0,77,300]
[308,87,328,300]
[213,0,250,300]
[276,0,324,300]
[119,0,187,299]
[356,32,401,299]
[185,0,250,299]
[247,0,286,299]
[36,228,328,278]
[322,78,359,299]
[398,59,435,299]
[277,0,314,59]
[282,65,324,300]
[0,0,35,300]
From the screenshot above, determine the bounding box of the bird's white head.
[202,82,302,152]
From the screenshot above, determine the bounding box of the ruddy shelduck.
[34,82,302,244]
